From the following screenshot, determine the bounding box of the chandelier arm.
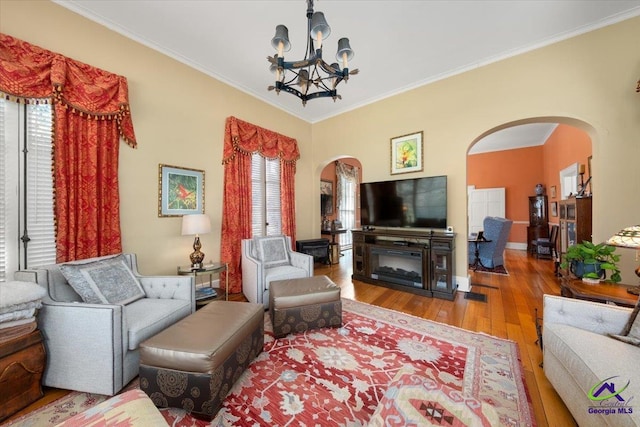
[317,59,347,79]
[278,50,321,70]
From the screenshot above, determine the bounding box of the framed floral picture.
[158,164,205,217]
[390,131,423,174]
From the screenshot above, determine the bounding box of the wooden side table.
[560,278,638,308]
[177,262,228,308]
[468,237,492,270]
[322,229,347,265]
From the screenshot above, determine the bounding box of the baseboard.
[506,242,527,251]
[456,275,471,292]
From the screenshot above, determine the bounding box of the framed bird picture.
[158,164,205,217]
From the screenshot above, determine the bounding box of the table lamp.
[181,214,211,269]
[607,225,640,295]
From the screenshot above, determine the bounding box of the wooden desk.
[560,278,638,308]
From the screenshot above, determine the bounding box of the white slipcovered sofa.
[543,294,640,426]
[15,253,195,396]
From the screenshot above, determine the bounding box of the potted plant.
[560,241,621,283]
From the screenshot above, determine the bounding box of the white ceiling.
[468,123,558,155]
[53,0,640,152]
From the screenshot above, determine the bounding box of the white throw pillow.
[255,236,290,268]
[60,255,145,305]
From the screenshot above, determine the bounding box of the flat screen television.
[360,175,447,229]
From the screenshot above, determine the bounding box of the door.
[468,187,506,235]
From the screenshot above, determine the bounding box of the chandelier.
[267,0,358,106]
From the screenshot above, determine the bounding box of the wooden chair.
[533,225,559,260]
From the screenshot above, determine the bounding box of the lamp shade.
[271,25,291,52]
[310,12,331,41]
[336,38,354,62]
[181,214,211,236]
[607,225,640,248]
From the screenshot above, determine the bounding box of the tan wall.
[3,2,640,283]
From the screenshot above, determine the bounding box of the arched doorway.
[320,158,363,252]
[467,119,594,268]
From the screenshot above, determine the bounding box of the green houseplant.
[560,241,621,283]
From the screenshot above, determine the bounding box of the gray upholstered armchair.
[14,253,195,395]
[468,216,513,268]
[242,235,313,308]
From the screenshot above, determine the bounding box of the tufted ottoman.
[138,301,263,420]
[269,275,342,338]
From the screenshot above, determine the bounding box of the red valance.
[0,33,137,147]
[222,116,299,164]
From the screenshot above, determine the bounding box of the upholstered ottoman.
[138,301,263,419]
[269,275,342,338]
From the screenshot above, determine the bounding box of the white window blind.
[338,176,356,249]
[25,104,55,268]
[251,153,281,237]
[0,99,55,281]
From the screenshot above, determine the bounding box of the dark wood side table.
[560,278,638,308]
[321,228,347,265]
[468,237,492,271]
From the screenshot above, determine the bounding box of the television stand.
[352,229,456,300]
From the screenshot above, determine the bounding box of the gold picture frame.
[158,164,205,217]
[390,131,423,174]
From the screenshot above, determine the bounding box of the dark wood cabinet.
[430,237,456,300]
[352,229,456,300]
[529,195,548,225]
[527,195,549,253]
[559,197,592,253]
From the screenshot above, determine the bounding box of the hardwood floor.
[4,248,575,426]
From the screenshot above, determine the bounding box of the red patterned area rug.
[7,299,535,426]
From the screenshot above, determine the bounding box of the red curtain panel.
[221,116,299,293]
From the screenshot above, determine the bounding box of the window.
[335,161,359,250]
[0,99,55,281]
[338,175,356,249]
[251,154,281,237]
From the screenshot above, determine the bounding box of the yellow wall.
[3,2,640,283]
